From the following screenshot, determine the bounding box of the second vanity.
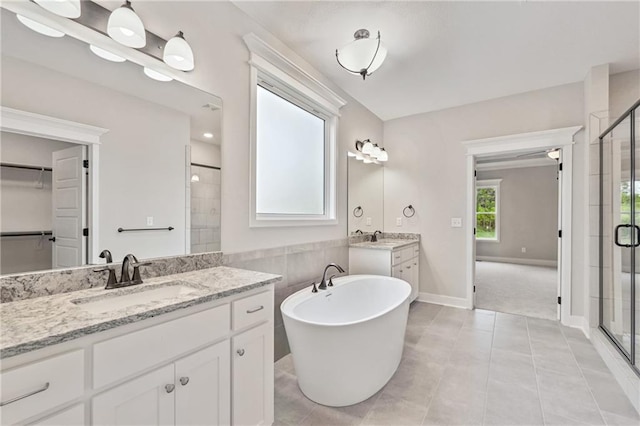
[349,238,420,302]
[0,266,281,426]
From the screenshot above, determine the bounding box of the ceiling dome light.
[107,1,146,48]
[89,45,126,63]
[163,31,194,71]
[34,0,81,18]
[336,29,387,80]
[143,67,172,82]
[17,15,65,38]
[191,174,200,182]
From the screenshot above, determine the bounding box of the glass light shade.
[17,15,64,38]
[363,157,373,164]
[90,45,126,62]
[372,145,382,158]
[362,140,374,154]
[347,151,357,157]
[163,31,194,71]
[355,152,364,160]
[337,34,387,76]
[547,150,560,160]
[107,2,146,48]
[378,149,388,162]
[34,0,81,18]
[143,67,172,82]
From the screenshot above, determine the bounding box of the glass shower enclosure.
[599,99,640,374]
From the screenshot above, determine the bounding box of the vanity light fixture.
[203,132,214,139]
[163,31,194,71]
[353,139,388,164]
[361,139,374,155]
[16,15,65,38]
[143,67,172,82]
[90,45,126,63]
[336,29,387,80]
[34,0,81,18]
[107,1,146,48]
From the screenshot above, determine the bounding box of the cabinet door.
[92,365,174,426]
[232,323,273,426]
[175,341,230,426]
[410,259,420,301]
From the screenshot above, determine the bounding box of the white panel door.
[175,341,230,426]
[92,365,174,426]
[52,145,86,268]
[232,323,273,426]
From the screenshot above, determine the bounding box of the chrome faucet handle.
[93,266,118,289]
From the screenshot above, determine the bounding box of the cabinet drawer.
[412,244,420,257]
[392,247,414,265]
[233,290,273,331]
[1,350,84,425]
[93,305,230,389]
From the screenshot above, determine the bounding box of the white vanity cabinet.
[1,285,275,426]
[350,242,420,301]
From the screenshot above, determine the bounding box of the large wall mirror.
[347,156,384,235]
[0,8,222,275]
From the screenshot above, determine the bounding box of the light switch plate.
[366,217,372,226]
[451,217,462,228]
[147,216,154,226]
[396,217,402,226]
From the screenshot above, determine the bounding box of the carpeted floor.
[475,261,558,320]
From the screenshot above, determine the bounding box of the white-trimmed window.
[476,179,501,241]
[245,33,346,227]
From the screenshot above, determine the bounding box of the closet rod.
[1,163,52,172]
[191,162,221,171]
[1,231,53,237]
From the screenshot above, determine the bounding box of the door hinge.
[83,228,89,237]
[473,228,476,235]
[559,163,563,171]
[558,230,562,238]
[557,296,561,305]
[474,170,477,177]
[474,285,476,293]
[83,160,89,169]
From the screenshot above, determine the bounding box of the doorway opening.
[462,126,581,325]
[474,154,560,320]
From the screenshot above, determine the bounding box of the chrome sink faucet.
[312,263,345,292]
[371,230,382,242]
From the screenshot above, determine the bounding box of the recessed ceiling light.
[203,132,213,139]
[143,67,172,82]
[89,45,126,63]
[17,15,65,38]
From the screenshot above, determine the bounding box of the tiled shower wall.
[190,165,221,253]
[224,238,349,360]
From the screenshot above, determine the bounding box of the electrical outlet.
[147,216,154,226]
[451,217,462,228]
[521,247,526,253]
[396,217,402,226]
[366,217,372,226]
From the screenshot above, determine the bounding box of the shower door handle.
[615,224,633,247]
[634,225,640,247]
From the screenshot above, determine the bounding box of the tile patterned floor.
[274,302,640,426]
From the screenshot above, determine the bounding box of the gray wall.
[477,165,558,263]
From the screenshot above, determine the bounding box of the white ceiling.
[233,1,640,121]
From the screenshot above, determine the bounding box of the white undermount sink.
[71,281,201,314]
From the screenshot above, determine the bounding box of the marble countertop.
[0,266,281,359]
[349,239,419,250]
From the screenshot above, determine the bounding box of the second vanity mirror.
[0,7,222,275]
[347,149,384,235]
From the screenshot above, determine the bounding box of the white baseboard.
[563,315,590,338]
[417,292,470,309]
[476,256,558,268]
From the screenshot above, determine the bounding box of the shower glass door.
[600,102,639,371]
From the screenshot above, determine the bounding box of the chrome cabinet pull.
[0,382,50,407]
[179,377,189,386]
[246,305,264,314]
[406,265,412,269]
[237,349,245,356]
[165,384,175,393]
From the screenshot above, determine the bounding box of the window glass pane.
[476,213,496,239]
[256,85,325,215]
[476,187,496,213]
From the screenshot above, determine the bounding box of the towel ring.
[353,206,364,218]
[403,205,415,218]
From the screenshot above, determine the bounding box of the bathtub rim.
[281,274,411,328]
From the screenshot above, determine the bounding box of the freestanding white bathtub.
[281,274,411,407]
